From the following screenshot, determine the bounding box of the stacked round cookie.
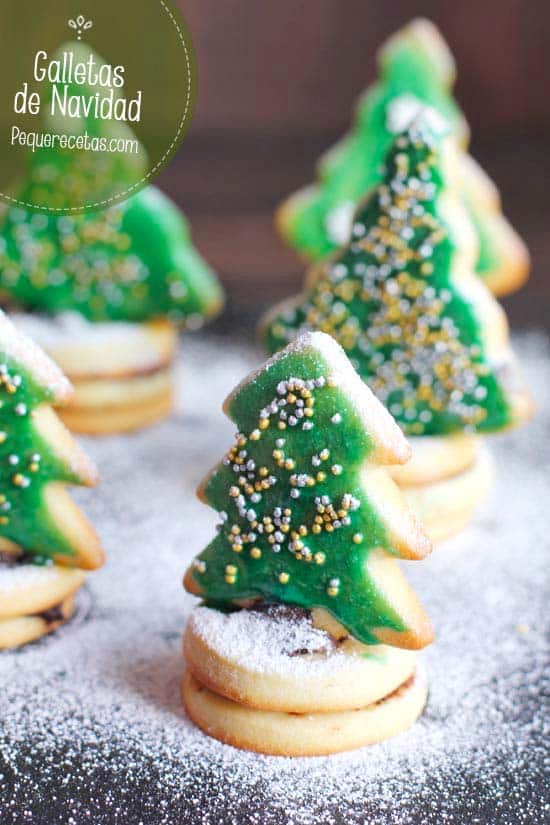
[12,313,177,435]
[0,548,86,649]
[0,481,103,650]
[182,331,436,754]
[388,435,493,542]
[0,431,103,650]
[183,604,428,757]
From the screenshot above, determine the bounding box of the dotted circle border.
[0,0,195,213]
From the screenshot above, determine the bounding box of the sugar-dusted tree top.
[185,332,433,649]
[263,118,530,437]
[0,43,223,326]
[277,18,526,293]
[0,311,103,568]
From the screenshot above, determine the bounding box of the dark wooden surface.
[180,0,549,138]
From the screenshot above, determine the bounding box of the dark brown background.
[159,0,549,329]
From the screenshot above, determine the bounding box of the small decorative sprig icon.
[68,15,93,40]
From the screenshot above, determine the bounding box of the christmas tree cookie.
[0,42,224,434]
[262,117,531,541]
[277,18,529,297]
[183,331,434,756]
[0,311,103,649]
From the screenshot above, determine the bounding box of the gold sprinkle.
[250,547,262,559]
[278,572,290,584]
[516,623,530,635]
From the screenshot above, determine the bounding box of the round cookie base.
[0,594,76,650]
[0,562,86,620]
[184,604,417,713]
[10,314,178,381]
[58,385,173,435]
[400,447,494,543]
[388,433,480,486]
[182,667,428,756]
[11,313,177,435]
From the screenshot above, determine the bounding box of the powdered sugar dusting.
[326,200,355,245]
[11,312,150,350]
[0,332,547,824]
[0,563,60,594]
[227,331,411,466]
[386,94,449,136]
[188,604,347,677]
[11,312,169,378]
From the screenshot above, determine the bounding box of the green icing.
[0,42,224,325]
[282,23,504,283]
[264,121,514,436]
[186,340,412,647]
[0,186,224,324]
[464,192,497,277]
[0,355,84,563]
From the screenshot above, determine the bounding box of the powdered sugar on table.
[0,332,548,824]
